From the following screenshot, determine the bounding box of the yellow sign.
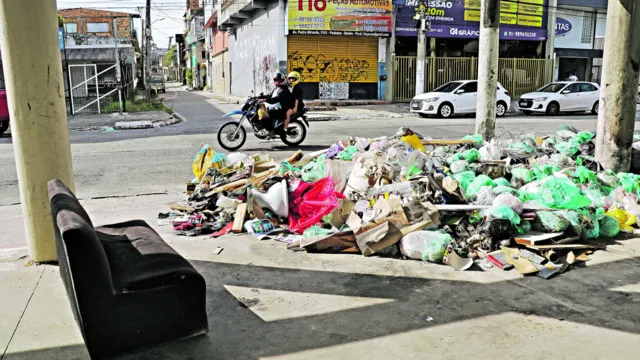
[288,0,392,35]
[462,0,544,29]
[501,1,518,13]
[517,14,543,27]
[464,0,480,9]
[464,10,480,22]
[518,3,543,16]
[519,0,544,4]
[500,13,517,25]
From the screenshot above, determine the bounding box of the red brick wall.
[58,8,132,38]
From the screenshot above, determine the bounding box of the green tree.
[185,68,193,85]
[58,14,64,28]
[163,46,177,68]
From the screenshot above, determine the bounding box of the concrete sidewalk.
[67,111,181,131]
[2,194,640,359]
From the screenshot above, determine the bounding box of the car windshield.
[150,76,164,84]
[537,83,567,93]
[433,82,463,93]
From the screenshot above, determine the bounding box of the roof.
[58,8,134,17]
[61,47,134,61]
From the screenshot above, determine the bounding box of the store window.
[581,12,595,44]
[64,22,77,33]
[87,22,109,33]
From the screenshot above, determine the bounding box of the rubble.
[158,126,640,279]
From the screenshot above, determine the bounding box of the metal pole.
[595,0,640,172]
[475,0,501,140]
[145,0,151,105]
[112,17,123,113]
[415,3,426,96]
[0,0,75,262]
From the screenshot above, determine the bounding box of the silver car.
[150,75,166,94]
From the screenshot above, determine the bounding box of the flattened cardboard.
[356,222,403,257]
[501,246,539,275]
[300,230,358,253]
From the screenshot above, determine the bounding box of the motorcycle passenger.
[264,73,294,125]
[286,71,304,130]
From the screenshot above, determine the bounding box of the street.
[2,82,638,209]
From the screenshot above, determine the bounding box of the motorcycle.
[216,95,309,151]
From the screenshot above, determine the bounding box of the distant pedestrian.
[568,70,578,82]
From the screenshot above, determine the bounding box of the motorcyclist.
[264,73,294,124]
[286,71,304,130]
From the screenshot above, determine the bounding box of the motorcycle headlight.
[423,97,439,103]
[533,97,548,101]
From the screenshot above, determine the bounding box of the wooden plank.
[232,203,248,233]
[514,232,564,245]
[435,204,550,212]
[421,139,475,146]
[170,204,194,213]
[525,243,606,251]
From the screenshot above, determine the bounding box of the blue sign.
[555,17,572,35]
[58,28,64,49]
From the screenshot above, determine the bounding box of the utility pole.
[385,5,396,102]
[475,0,501,140]
[0,0,75,262]
[414,2,427,96]
[145,0,151,105]
[112,17,123,113]
[595,0,640,172]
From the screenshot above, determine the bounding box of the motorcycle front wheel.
[217,122,247,151]
[280,119,307,147]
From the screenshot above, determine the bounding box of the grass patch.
[104,99,173,114]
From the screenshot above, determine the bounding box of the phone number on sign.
[508,31,538,38]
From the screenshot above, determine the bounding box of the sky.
[57,0,187,49]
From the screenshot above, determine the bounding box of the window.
[460,81,478,93]
[579,83,597,92]
[63,22,77,33]
[581,12,595,44]
[433,82,463,93]
[87,22,109,33]
[202,50,206,59]
[566,83,580,93]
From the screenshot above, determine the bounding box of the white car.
[410,80,511,118]
[518,81,600,115]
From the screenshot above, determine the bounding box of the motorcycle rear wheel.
[217,122,247,151]
[280,119,307,147]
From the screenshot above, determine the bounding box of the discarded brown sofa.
[47,179,208,359]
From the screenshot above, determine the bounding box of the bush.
[185,68,193,86]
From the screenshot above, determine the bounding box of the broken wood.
[170,204,195,213]
[421,139,475,146]
[525,243,606,251]
[205,168,278,197]
[232,203,248,233]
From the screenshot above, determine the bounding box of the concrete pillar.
[475,0,500,140]
[415,13,427,96]
[545,0,557,58]
[0,0,75,262]
[595,0,640,172]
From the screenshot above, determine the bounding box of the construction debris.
[158,125,640,279]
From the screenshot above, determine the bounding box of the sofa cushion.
[96,220,199,293]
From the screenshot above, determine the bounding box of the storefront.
[286,0,391,99]
[394,0,549,58]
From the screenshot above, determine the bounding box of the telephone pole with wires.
[414,1,429,96]
[145,0,152,105]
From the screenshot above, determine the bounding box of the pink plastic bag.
[288,177,341,234]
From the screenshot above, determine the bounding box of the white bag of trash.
[400,231,452,263]
[479,140,503,160]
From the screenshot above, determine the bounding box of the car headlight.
[533,97,548,101]
[423,98,439,103]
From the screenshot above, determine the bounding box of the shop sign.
[555,17,572,36]
[288,0,393,37]
[395,0,548,41]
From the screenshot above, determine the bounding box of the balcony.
[219,0,272,29]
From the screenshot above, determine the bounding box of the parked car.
[150,74,166,94]
[0,87,8,135]
[410,80,511,118]
[518,81,600,115]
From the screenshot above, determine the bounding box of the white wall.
[554,8,595,49]
[228,1,285,96]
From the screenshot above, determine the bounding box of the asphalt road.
[1,83,640,207]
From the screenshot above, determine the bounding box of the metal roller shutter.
[287,35,378,83]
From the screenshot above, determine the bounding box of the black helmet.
[273,73,286,86]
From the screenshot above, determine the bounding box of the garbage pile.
[160,125,640,279]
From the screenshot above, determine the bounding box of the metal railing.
[393,56,554,102]
[68,63,123,114]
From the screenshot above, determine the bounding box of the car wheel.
[418,113,429,118]
[591,101,599,115]
[496,101,507,117]
[0,121,8,135]
[438,103,454,118]
[522,110,533,115]
[546,101,560,115]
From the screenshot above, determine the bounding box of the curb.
[153,112,185,128]
[307,113,404,122]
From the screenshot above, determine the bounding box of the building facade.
[185,0,206,89]
[204,0,230,94]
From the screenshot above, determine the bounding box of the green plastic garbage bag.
[597,170,619,188]
[493,185,519,195]
[446,153,464,165]
[599,215,621,238]
[537,177,591,209]
[583,186,605,208]
[511,166,534,184]
[301,161,325,183]
[574,166,596,185]
[337,146,358,161]
[449,160,468,174]
[617,173,640,194]
[508,142,535,155]
[571,131,595,145]
[465,175,495,198]
[531,164,559,180]
[493,177,511,187]
[462,134,483,145]
[453,171,476,193]
[302,226,333,239]
[487,205,521,225]
[462,148,480,162]
[555,142,579,156]
[536,211,570,232]
[279,161,301,175]
[399,231,453,263]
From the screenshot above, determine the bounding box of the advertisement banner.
[288,0,392,37]
[395,0,548,41]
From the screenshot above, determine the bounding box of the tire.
[280,119,307,147]
[522,110,533,115]
[418,113,429,118]
[591,101,599,115]
[0,121,8,135]
[438,103,454,118]
[217,121,247,151]
[546,101,560,115]
[496,101,507,117]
